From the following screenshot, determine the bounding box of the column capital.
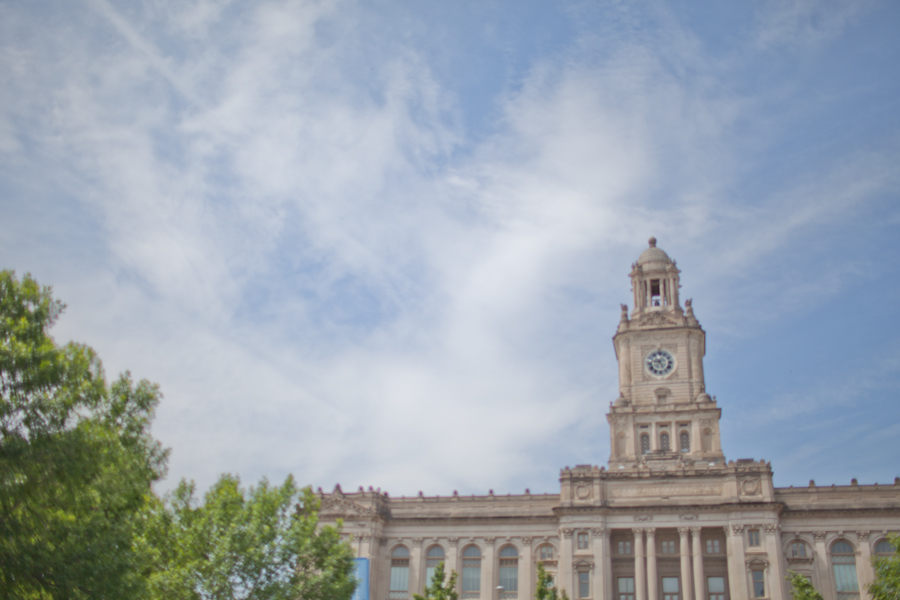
[591,527,606,536]
[690,527,702,537]
[633,527,646,535]
[731,524,744,535]
[645,528,657,538]
[522,536,533,546]
[413,538,424,546]
[814,532,828,542]
[561,528,574,539]
[764,524,780,534]
[858,531,871,540]
[678,527,691,536]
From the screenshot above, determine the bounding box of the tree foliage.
[786,571,824,600]
[414,561,458,600]
[0,270,168,599]
[535,562,570,600]
[140,474,357,600]
[869,535,900,600]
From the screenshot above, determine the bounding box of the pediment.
[320,496,377,519]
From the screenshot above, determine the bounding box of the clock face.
[645,349,675,377]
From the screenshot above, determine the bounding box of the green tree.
[535,562,570,600]
[786,571,824,600]
[0,270,168,599]
[140,474,356,600]
[869,535,900,600]
[414,561,458,600]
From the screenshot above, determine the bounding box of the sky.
[1,0,899,497]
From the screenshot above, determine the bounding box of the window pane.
[619,577,635,593]
[499,565,518,591]
[462,564,481,592]
[708,577,725,594]
[641,434,650,454]
[663,578,679,593]
[463,546,481,558]
[680,431,690,452]
[578,533,589,549]
[748,530,760,546]
[579,572,590,598]
[540,545,554,560]
[427,546,445,558]
[393,546,410,557]
[500,546,518,558]
[832,541,854,554]
[833,564,859,593]
[752,571,764,598]
[391,565,409,592]
[661,433,670,451]
[875,540,892,554]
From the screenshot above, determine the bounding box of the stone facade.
[319,238,900,600]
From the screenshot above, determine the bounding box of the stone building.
[318,239,899,600]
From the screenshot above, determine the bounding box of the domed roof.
[637,237,671,266]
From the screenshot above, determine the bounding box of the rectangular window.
[661,540,676,554]
[752,571,765,598]
[619,577,635,600]
[578,532,590,550]
[791,542,806,557]
[708,576,725,600]
[706,539,720,554]
[662,577,680,600]
[618,540,632,555]
[748,530,761,547]
[462,560,480,593]
[498,561,518,592]
[390,562,409,596]
[579,571,590,598]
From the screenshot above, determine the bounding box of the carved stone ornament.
[357,534,372,541]
[740,476,762,496]
[575,483,592,500]
[690,527,702,536]
[319,496,377,518]
[678,528,690,536]
[634,515,653,522]
[522,537,533,545]
[732,525,745,535]
[449,537,459,544]
[561,529,575,539]
[858,531,870,540]
[764,524,780,534]
[413,538,424,546]
[645,528,657,538]
[485,537,496,544]
[679,514,698,521]
[814,532,828,542]
[591,528,606,536]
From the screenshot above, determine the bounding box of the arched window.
[426,546,445,587]
[831,540,859,600]
[499,546,519,593]
[640,433,650,454]
[875,539,893,555]
[390,546,410,599]
[462,545,482,596]
[680,431,690,452]
[660,432,670,452]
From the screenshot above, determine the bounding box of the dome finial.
[648,236,657,248]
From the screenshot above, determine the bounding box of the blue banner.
[352,557,370,600]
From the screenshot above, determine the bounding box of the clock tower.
[607,238,725,468]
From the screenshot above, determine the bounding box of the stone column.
[635,529,647,600]
[560,529,574,597]
[522,537,534,600]
[411,538,424,595]
[691,528,705,600]
[858,531,875,598]
[593,528,611,600]
[647,529,658,600]
[763,526,784,600]
[679,528,693,600]
[726,526,748,600]
[813,532,835,600]
[483,538,496,600]
[447,538,460,591]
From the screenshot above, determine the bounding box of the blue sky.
[1,0,899,496]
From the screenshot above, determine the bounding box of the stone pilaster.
[679,528,693,600]
[635,529,647,600]
[647,529,658,600]
[691,528,705,600]
[726,525,747,600]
